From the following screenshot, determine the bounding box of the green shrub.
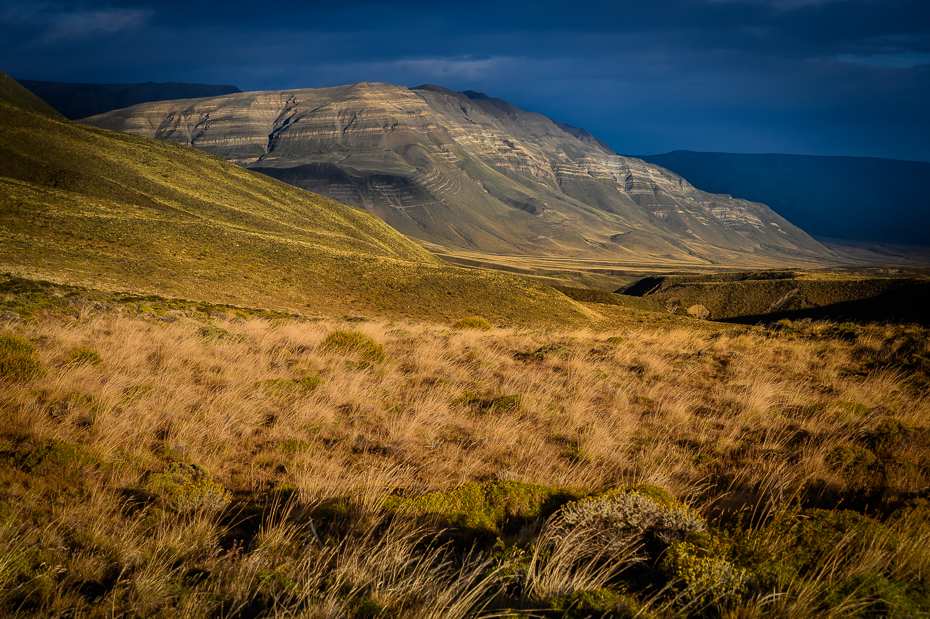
[64,346,102,366]
[826,445,877,472]
[823,572,919,619]
[322,330,385,363]
[0,332,43,382]
[385,480,580,540]
[452,316,491,330]
[145,463,231,512]
[13,438,96,477]
[196,324,247,342]
[663,541,750,605]
[549,588,655,619]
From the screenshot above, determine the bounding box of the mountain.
[0,70,592,325]
[638,151,930,247]
[81,83,832,268]
[17,79,242,120]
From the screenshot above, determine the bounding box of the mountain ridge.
[81,82,833,268]
[18,79,242,120]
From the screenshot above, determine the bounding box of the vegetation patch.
[385,480,581,540]
[64,346,103,366]
[548,588,655,619]
[554,484,706,546]
[322,330,385,364]
[144,463,231,512]
[452,316,492,330]
[0,332,43,382]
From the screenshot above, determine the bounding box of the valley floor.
[0,282,928,618]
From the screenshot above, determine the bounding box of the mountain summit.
[83,82,831,267]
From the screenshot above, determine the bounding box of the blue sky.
[2,0,929,161]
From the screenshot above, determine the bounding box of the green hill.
[0,70,592,326]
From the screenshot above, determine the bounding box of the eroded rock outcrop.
[83,82,831,266]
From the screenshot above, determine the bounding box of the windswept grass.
[0,284,926,617]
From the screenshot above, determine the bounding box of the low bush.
[0,332,43,381]
[452,316,492,330]
[145,463,231,512]
[548,588,655,619]
[554,484,706,546]
[322,330,385,363]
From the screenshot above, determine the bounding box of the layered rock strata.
[83,82,831,265]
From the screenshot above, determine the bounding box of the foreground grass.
[0,287,928,618]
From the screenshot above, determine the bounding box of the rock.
[687,304,710,319]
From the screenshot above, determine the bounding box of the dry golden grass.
[0,297,927,617]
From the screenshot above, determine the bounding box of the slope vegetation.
[83,83,832,268]
[0,71,591,326]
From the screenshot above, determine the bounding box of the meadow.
[1,282,927,618]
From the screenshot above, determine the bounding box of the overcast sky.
[2,0,929,161]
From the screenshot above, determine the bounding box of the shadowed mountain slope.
[638,151,930,247]
[18,79,242,120]
[0,70,594,325]
[82,82,832,268]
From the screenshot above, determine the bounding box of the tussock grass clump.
[63,346,102,366]
[0,332,43,381]
[322,329,385,363]
[452,316,492,330]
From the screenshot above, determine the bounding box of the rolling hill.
[638,151,930,247]
[81,83,833,268]
[0,70,594,325]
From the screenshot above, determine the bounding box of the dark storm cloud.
[2,0,928,160]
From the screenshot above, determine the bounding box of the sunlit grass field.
[1,283,927,618]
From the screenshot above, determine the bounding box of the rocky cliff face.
[83,82,831,265]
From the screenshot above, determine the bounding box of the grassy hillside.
[0,281,927,617]
[0,71,593,327]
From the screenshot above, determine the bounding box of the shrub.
[145,463,231,512]
[0,333,43,382]
[826,445,877,472]
[452,316,491,330]
[64,346,102,366]
[12,438,96,477]
[462,392,525,414]
[549,588,655,619]
[515,343,572,362]
[196,324,247,342]
[555,484,706,546]
[322,330,385,363]
[385,480,580,541]
[663,541,750,605]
